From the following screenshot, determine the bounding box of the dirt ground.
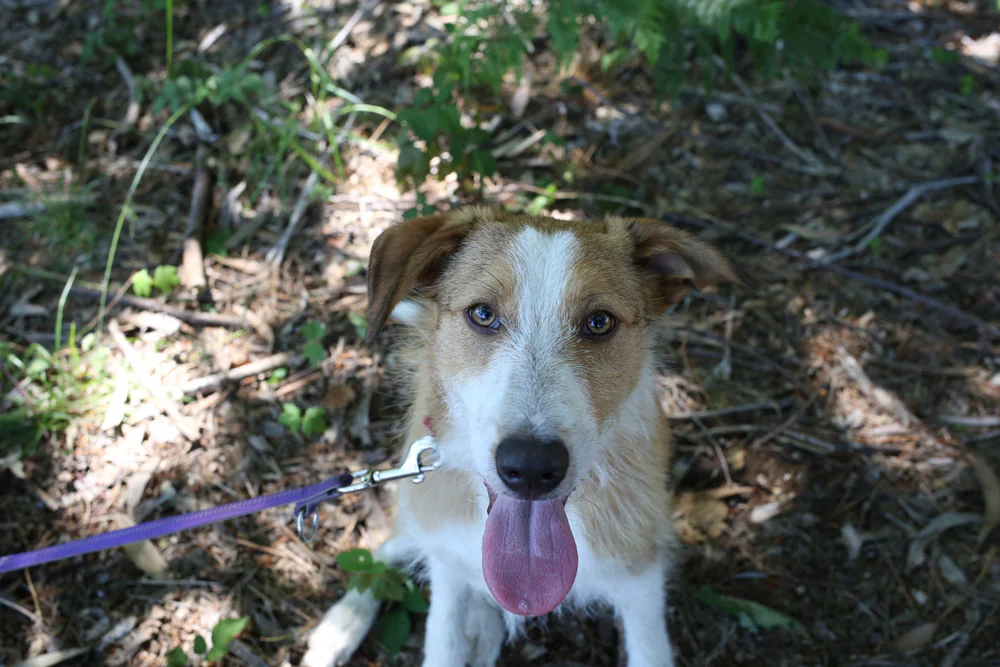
[1,0,999,666]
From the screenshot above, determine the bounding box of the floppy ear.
[626,218,740,315]
[365,212,473,343]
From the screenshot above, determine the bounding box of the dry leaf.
[750,501,783,524]
[324,383,358,410]
[674,491,729,543]
[906,512,983,571]
[842,522,864,562]
[937,553,967,588]
[972,453,1000,545]
[892,622,936,652]
[117,516,168,578]
[99,380,129,432]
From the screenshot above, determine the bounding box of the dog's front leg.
[421,557,474,667]
[609,566,676,667]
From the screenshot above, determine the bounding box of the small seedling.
[279,403,327,437]
[301,321,327,368]
[132,265,180,298]
[336,548,429,657]
[165,616,250,666]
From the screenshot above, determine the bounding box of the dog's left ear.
[365,212,473,343]
[626,219,740,314]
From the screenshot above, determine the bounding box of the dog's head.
[366,206,736,614]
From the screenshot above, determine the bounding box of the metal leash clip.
[294,436,441,543]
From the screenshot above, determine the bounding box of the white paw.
[302,590,380,667]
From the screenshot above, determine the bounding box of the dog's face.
[366,207,735,615]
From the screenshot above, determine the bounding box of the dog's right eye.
[467,303,499,331]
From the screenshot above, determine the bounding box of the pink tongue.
[482,494,578,616]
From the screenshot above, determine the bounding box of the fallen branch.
[181,351,297,395]
[70,286,248,329]
[661,212,1000,339]
[824,175,980,261]
[180,145,209,292]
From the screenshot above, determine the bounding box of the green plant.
[166,616,250,666]
[336,549,430,657]
[696,585,798,633]
[301,321,327,368]
[150,62,265,114]
[82,0,170,65]
[131,265,180,297]
[389,0,883,192]
[278,403,327,437]
[1,63,58,119]
[0,335,115,456]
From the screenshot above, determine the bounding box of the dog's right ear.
[365,212,472,343]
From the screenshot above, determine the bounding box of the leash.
[0,436,439,576]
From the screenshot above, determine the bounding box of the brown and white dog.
[303,207,737,667]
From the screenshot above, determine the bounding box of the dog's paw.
[302,590,380,667]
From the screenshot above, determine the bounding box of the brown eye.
[467,304,499,330]
[584,311,615,337]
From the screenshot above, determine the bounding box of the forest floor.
[1,0,999,665]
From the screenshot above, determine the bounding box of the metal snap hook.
[296,507,320,544]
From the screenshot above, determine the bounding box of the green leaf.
[302,406,327,437]
[303,341,326,368]
[132,269,153,297]
[372,571,407,602]
[959,74,974,96]
[469,149,496,179]
[377,607,411,658]
[278,403,302,432]
[204,230,231,257]
[347,571,374,592]
[337,548,374,572]
[398,107,439,143]
[205,617,249,662]
[696,586,798,634]
[193,636,207,655]
[166,647,187,667]
[402,585,430,614]
[267,367,288,386]
[347,312,367,339]
[931,46,959,65]
[301,321,326,341]
[153,265,181,294]
[749,175,765,196]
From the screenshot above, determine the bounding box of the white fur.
[305,226,675,667]
[389,299,425,327]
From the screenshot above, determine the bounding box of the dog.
[302,207,737,667]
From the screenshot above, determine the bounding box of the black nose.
[494,435,569,500]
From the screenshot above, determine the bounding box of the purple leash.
[0,436,439,576]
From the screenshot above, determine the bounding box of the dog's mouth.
[481,483,579,617]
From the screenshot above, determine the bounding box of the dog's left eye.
[584,311,616,337]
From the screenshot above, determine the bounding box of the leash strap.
[0,472,355,575]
